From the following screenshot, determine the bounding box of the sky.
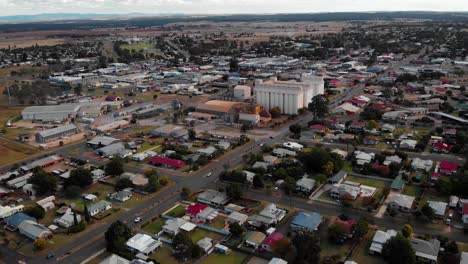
[0,0,468,16]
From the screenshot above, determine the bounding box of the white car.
[134,217,142,223]
[206,172,213,177]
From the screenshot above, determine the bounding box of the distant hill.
[0,11,467,32]
[0,13,183,23]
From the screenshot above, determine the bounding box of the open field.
[121,42,154,51]
[0,138,40,166]
[0,38,65,49]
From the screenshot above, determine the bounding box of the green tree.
[252,174,264,188]
[64,185,82,199]
[105,221,133,256]
[173,232,195,261]
[289,124,302,135]
[29,168,58,195]
[352,219,369,239]
[270,106,281,118]
[115,178,133,191]
[367,120,379,130]
[437,176,452,195]
[24,206,45,219]
[145,173,160,193]
[84,204,91,222]
[159,175,169,186]
[421,203,435,221]
[229,222,244,237]
[105,157,125,176]
[188,128,196,140]
[225,183,243,200]
[382,234,415,264]
[401,224,413,239]
[322,161,334,177]
[229,58,239,72]
[33,237,47,250]
[65,168,93,188]
[292,233,321,264]
[308,94,329,119]
[181,187,191,200]
[327,224,345,241]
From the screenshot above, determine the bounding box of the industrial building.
[35,124,79,143]
[254,76,324,115]
[22,104,81,122]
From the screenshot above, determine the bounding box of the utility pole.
[4,75,11,105]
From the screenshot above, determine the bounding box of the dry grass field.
[0,38,66,49]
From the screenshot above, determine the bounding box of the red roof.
[310,124,328,131]
[440,161,458,173]
[149,156,185,168]
[348,98,367,106]
[435,87,448,93]
[186,203,208,216]
[464,204,468,216]
[261,232,284,247]
[350,120,365,127]
[431,172,440,180]
[363,137,379,143]
[433,142,452,151]
[334,218,357,234]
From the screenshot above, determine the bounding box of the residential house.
[329,217,357,239]
[354,151,374,166]
[428,201,447,219]
[244,231,266,248]
[411,158,434,172]
[263,155,279,164]
[411,238,440,264]
[363,137,379,145]
[382,124,396,132]
[462,204,468,225]
[388,194,415,212]
[290,212,322,232]
[91,169,105,181]
[162,218,187,235]
[369,230,398,254]
[95,143,129,158]
[348,120,366,132]
[36,196,55,211]
[226,211,248,225]
[186,203,208,217]
[18,220,52,240]
[87,136,121,149]
[328,170,348,184]
[148,156,185,169]
[252,161,270,170]
[439,161,458,175]
[390,177,405,191]
[126,233,162,256]
[243,171,256,184]
[400,139,418,150]
[309,124,328,134]
[332,103,360,115]
[197,189,230,207]
[296,177,316,193]
[194,207,218,224]
[461,252,468,264]
[197,237,213,253]
[4,212,35,229]
[88,200,112,216]
[113,190,133,202]
[247,204,286,228]
[269,258,288,264]
[449,196,459,209]
[99,254,130,264]
[432,142,452,153]
[216,141,231,150]
[330,183,361,200]
[0,205,24,219]
[55,209,81,228]
[383,155,402,166]
[273,148,296,157]
[331,149,348,159]
[260,232,285,252]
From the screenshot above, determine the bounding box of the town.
[0,8,467,264]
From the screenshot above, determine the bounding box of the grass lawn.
[402,185,423,197]
[58,183,115,210]
[318,191,336,202]
[190,228,225,243]
[151,245,178,264]
[346,176,388,189]
[349,230,386,264]
[203,251,247,264]
[343,161,353,173]
[143,218,166,234]
[0,139,38,166]
[208,216,227,230]
[136,142,162,153]
[0,107,21,125]
[165,204,186,218]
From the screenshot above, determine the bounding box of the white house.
[388,194,415,212]
[400,139,418,150]
[88,200,112,216]
[247,204,286,228]
[411,158,434,172]
[428,201,447,219]
[354,151,374,166]
[296,177,316,193]
[273,148,296,157]
[112,190,133,202]
[126,233,162,255]
[36,196,55,211]
[55,209,81,228]
[283,142,303,151]
[369,230,398,254]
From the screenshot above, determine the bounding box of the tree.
[29,168,58,195]
[327,224,345,242]
[229,58,239,72]
[145,173,160,193]
[308,94,329,119]
[352,219,369,239]
[105,157,124,176]
[291,233,321,264]
[225,183,243,200]
[367,120,379,130]
[188,129,196,140]
[270,106,281,118]
[181,187,191,200]
[73,85,82,96]
[65,168,93,188]
[64,185,82,199]
[33,237,47,250]
[289,124,302,135]
[382,234,415,264]
[159,175,169,186]
[229,222,244,237]
[437,176,453,195]
[105,221,133,256]
[24,206,45,219]
[401,224,413,239]
[115,178,133,191]
[322,161,334,177]
[271,237,293,257]
[173,232,195,261]
[421,203,436,221]
[84,204,91,222]
[252,174,264,188]
[98,55,108,68]
[73,211,79,226]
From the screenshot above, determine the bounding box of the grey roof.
[88,200,112,213]
[88,136,120,146]
[96,143,126,156]
[428,201,447,216]
[198,189,229,205]
[22,104,81,115]
[99,254,130,264]
[227,211,248,223]
[18,220,50,239]
[329,170,347,183]
[296,177,316,190]
[37,124,78,138]
[411,238,440,259]
[21,155,62,171]
[113,190,132,201]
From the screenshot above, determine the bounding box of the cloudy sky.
[1,0,467,16]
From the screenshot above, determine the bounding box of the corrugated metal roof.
[37,124,78,138]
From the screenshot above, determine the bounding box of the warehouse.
[196,100,243,122]
[22,104,81,122]
[35,124,79,143]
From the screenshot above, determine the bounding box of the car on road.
[46,253,55,259]
[134,217,142,223]
[206,172,212,177]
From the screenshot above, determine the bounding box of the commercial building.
[196,100,244,122]
[20,155,64,172]
[35,124,79,143]
[22,104,81,122]
[254,76,324,115]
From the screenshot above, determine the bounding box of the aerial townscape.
[0,2,468,264]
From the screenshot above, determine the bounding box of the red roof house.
[432,142,452,153]
[363,136,379,145]
[348,98,367,107]
[331,217,357,238]
[186,203,208,217]
[439,161,458,175]
[149,156,185,169]
[309,124,328,134]
[260,232,285,252]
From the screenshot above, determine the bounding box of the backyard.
[203,251,248,264]
[190,228,225,243]
[142,218,166,234]
[165,204,187,218]
[151,245,178,264]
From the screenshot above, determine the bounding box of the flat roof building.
[22,104,81,122]
[35,124,79,143]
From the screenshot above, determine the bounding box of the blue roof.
[291,212,322,230]
[4,213,36,228]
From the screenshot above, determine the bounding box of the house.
[461,252,468,264]
[428,201,447,219]
[36,196,55,211]
[462,204,468,225]
[0,205,24,219]
[197,237,213,252]
[383,155,402,166]
[333,103,360,115]
[390,177,405,191]
[411,238,440,264]
[263,155,279,164]
[382,124,396,132]
[309,124,328,134]
[411,158,434,172]
[290,212,322,232]
[432,142,452,153]
[194,207,218,223]
[369,229,397,254]
[113,190,133,202]
[87,136,120,149]
[197,189,230,207]
[252,161,270,170]
[224,203,245,213]
[4,212,35,229]
[348,120,366,132]
[439,161,458,175]
[95,143,128,158]
[162,218,187,235]
[363,137,379,145]
[296,177,316,193]
[243,171,256,184]
[354,151,374,166]
[88,200,112,216]
[217,141,231,150]
[269,258,288,264]
[99,254,130,264]
[273,148,296,157]
[91,169,105,180]
[331,149,348,159]
[449,196,459,209]
[247,204,286,228]
[388,194,415,212]
[330,183,361,200]
[126,233,162,255]
[260,232,285,252]
[226,211,248,225]
[244,231,267,248]
[18,220,52,240]
[283,142,303,151]
[400,139,418,150]
[329,217,357,239]
[197,146,217,156]
[55,209,81,228]
[148,156,185,169]
[186,203,208,217]
[328,170,348,184]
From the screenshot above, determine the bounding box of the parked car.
[134,217,142,223]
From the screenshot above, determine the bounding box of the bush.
[68,222,86,234]
[24,206,45,219]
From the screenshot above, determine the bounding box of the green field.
[190,228,225,243]
[143,218,166,234]
[203,251,247,264]
[165,204,186,218]
[401,185,423,197]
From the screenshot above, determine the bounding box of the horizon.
[0,0,467,17]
